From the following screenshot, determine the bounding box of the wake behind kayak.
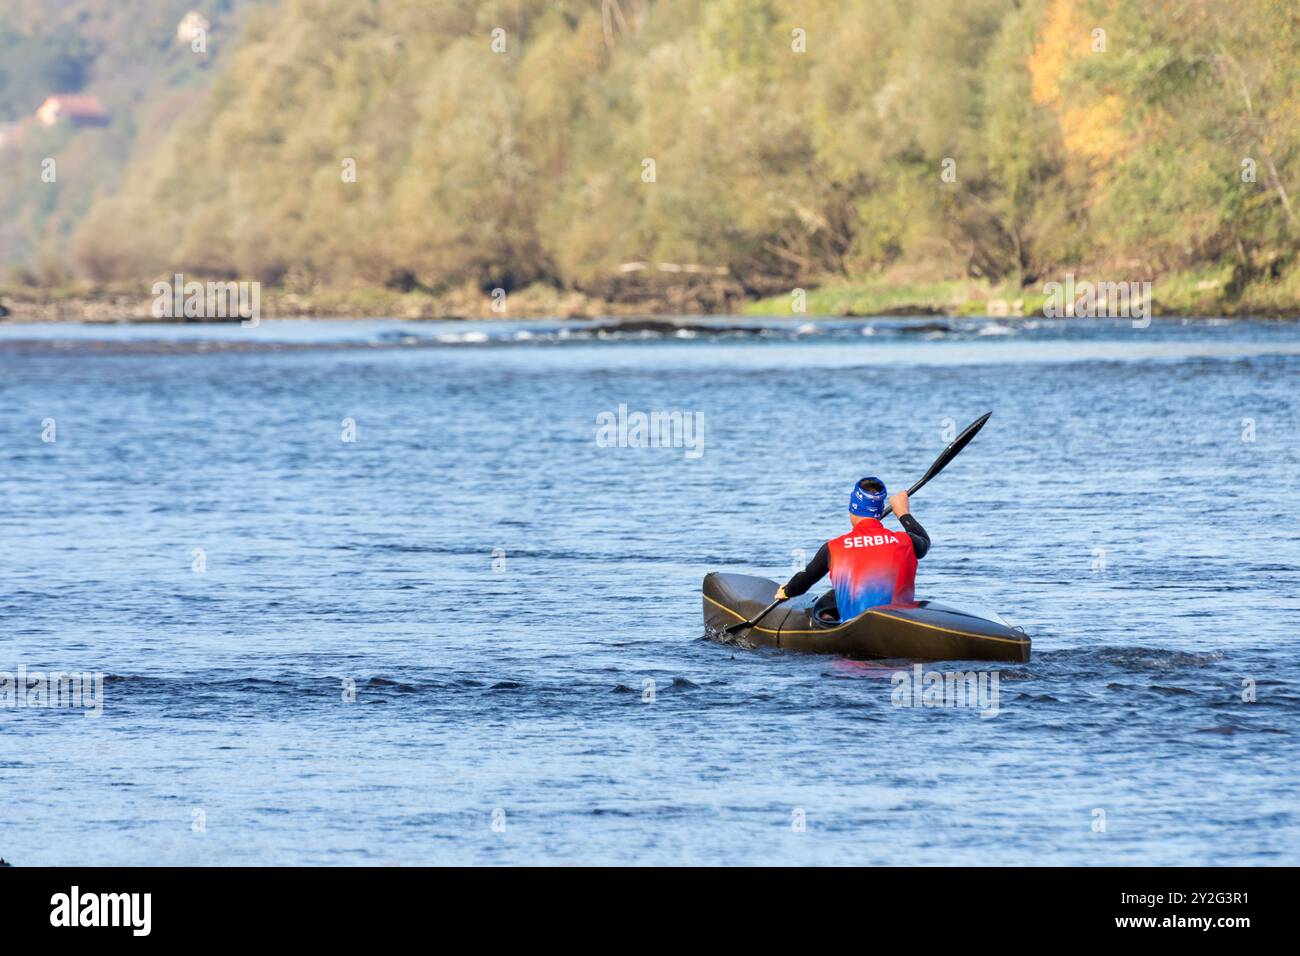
[703,572,1030,663]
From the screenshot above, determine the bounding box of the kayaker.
[774,477,930,620]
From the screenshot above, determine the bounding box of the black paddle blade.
[881,412,992,517]
[912,411,992,492]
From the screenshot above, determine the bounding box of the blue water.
[1,315,1298,865]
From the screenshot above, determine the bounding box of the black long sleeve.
[783,542,830,597]
[900,513,930,559]
[783,515,931,598]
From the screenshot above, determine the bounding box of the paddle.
[723,411,992,636]
[724,597,787,636]
[880,411,991,518]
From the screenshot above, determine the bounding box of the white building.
[177,11,211,45]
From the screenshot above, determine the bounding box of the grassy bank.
[747,268,1300,319]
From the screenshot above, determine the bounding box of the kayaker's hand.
[889,491,910,517]
[774,586,788,601]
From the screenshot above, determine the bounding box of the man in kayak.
[774,477,930,621]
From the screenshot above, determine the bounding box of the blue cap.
[849,477,887,518]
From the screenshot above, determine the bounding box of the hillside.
[0,0,263,273]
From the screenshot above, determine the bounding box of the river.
[1,315,1296,864]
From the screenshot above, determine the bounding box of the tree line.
[68,0,1300,306]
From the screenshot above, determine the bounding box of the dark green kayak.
[703,572,1030,663]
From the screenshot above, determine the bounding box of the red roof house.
[36,94,109,127]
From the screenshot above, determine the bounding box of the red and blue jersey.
[827,518,917,619]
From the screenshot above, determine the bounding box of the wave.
[0,316,1045,354]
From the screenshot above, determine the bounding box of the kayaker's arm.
[899,513,930,559]
[889,491,929,559]
[777,542,830,600]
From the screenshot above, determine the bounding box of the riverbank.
[2,266,1298,322]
